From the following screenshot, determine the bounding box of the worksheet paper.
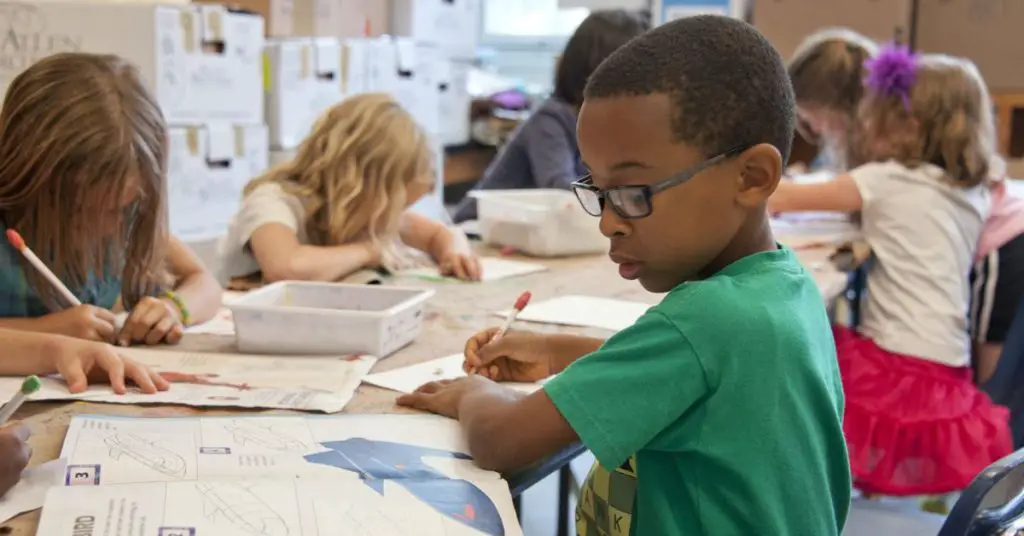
[43,414,524,535]
[38,477,521,536]
[0,348,376,413]
[363,354,546,394]
[398,257,548,282]
[0,458,65,524]
[496,295,652,332]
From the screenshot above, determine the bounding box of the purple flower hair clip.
[864,43,919,111]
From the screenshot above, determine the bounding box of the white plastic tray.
[470,189,606,257]
[228,282,434,357]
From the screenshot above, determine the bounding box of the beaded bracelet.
[161,290,191,326]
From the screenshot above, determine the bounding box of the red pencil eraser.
[5,229,24,250]
[514,291,532,311]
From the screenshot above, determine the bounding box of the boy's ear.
[735,143,783,208]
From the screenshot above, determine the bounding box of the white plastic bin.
[228,282,435,357]
[469,189,606,257]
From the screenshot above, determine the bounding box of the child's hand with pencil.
[38,304,119,342]
[463,328,554,382]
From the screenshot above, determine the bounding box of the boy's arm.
[404,311,708,473]
[165,237,222,325]
[769,174,863,214]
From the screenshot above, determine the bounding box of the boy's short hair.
[584,15,796,163]
[553,9,650,108]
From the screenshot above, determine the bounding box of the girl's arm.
[248,223,378,282]
[768,174,864,214]
[399,211,481,280]
[398,211,460,258]
[165,237,222,325]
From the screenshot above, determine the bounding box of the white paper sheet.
[37,477,524,536]
[363,354,545,394]
[0,348,377,413]
[397,257,548,282]
[186,307,236,336]
[0,458,65,525]
[496,295,651,332]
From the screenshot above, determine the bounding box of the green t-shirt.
[545,247,851,535]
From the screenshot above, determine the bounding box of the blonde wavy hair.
[788,28,878,169]
[788,28,878,117]
[246,93,433,247]
[855,54,996,188]
[0,53,168,309]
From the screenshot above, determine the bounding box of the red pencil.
[493,291,531,342]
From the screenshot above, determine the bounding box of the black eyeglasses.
[570,147,747,219]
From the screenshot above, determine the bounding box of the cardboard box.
[167,124,269,242]
[393,39,442,135]
[195,0,293,37]
[0,2,264,125]
[915,0,1024,91]
[409,137,447,221]
[438,60,471,146]
[751,0,912,61]
[390,0,479,60]
[341,38,374,95]
[265,38,344,150]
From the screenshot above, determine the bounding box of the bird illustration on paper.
[304,438,504,535]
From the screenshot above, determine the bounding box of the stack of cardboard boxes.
[751,0,1024,175]
[256,0,479,220]
[0,1,269,261]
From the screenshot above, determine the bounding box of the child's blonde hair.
[0,53,168,309]
[246,93,433,247]
[788,28,878,117]
[856,53,996,188]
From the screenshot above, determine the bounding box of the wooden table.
[3,247,850,535]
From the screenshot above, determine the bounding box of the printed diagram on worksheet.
[60,414,501,485]
[38,477,522,536]
[47,414,522,536]
[0,347,377,413]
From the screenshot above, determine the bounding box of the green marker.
[0,375,41,424]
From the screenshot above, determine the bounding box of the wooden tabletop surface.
[3,245,849,535]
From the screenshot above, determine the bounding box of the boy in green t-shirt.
[398,14,851,535]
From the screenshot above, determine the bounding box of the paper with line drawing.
[48,413,525,535]
[36,477,523,536]
[0,347,375,413]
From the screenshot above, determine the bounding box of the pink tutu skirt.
[834,325,1013,495]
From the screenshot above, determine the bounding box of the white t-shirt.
[851,161,990,367]
[217,183,309,284]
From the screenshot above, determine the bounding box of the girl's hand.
[46,336,170,394]
[438,249,482,281]
[39,305,118,342]
[118,296,184,346]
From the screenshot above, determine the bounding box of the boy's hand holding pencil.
[463,328,554,382]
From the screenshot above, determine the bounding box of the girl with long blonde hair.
[220,93,480,283]
[0,53,222,347]
[787,28,878,170]
[770,49,1011,496]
